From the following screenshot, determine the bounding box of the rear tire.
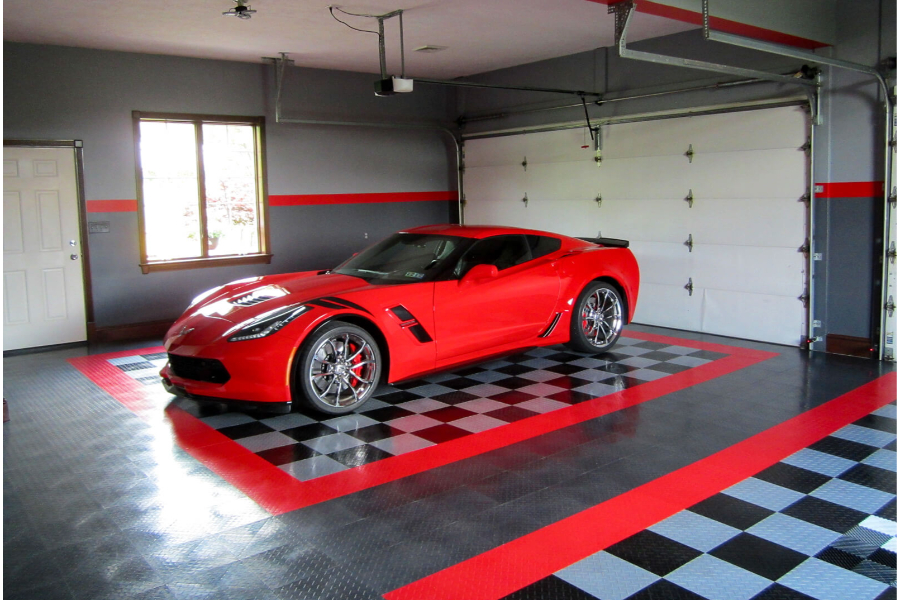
[566,282,624,354]
[296,321,382,415]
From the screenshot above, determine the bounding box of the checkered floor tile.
[503,404,897,600]
[110,338,727,483]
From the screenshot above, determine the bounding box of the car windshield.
[333,233,467,284]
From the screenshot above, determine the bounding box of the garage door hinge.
[685,144,694,163]
[522,193,528,207]
[521,157,527,172]
[799,138,812,154]
[888,241,896,265]
[798,292,810,308]
[460,194,467,206]
[886,296,896,317]
[799,191,811,205]
[684,234,693,252]
[684,278,694,296]
[890,187,897,208]
[798,240,810,255]
[595,193,602,208]
[685,189,694,208]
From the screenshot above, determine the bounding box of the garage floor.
[3,325,896,600]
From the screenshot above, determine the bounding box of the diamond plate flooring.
[3,324,895,600]
[504,404,897,600]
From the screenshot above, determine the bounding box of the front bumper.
[161,374,292,414]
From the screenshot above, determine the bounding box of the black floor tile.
[689,493,774,530]
[605,530,702,577]
[328,445,394,468]
[751,583,818,600]
[809,436,879,462]
[815,545,865,570]
[782,496,869,533]
[876,498,897,521]
[217,421,277,440]
[754,462,832,494]
[501,575,598,600]
[279,423,339,443]
[838,463,897,494]
[854,414,899,433]
[255,444,320,466]
[628,579,706,599]
[710,532,807,580]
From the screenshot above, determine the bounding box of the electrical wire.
[328,6,380,35]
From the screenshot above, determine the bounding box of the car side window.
[526,235,562,259]
[453,235,532,278]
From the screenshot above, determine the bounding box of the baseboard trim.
[825,334,873,358]
[88,319,174,343]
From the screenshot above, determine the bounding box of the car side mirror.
[460,264,498,286]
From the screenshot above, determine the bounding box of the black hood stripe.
[306,296,372,314]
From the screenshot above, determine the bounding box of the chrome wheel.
[567,282,625,354]
[580,287,623,347]
[302,324,380,413]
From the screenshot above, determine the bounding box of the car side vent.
[388,305,433,343]
[232,294,277,307]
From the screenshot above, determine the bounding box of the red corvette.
[160,225,640,415]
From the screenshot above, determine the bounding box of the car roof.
[402,224,566,240]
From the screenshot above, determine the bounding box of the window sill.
[140,254,273,275]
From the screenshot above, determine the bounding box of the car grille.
[168,354,231,384]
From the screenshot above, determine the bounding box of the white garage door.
[464,105,809,346]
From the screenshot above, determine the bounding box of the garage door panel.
[694,245,805,297]
[527,161,602,202]
[465,137,530,168]
[523,129,596,164]
[701,288,803,346]
[693,198,806,247]
[600,200,693,243]
[688,149,807,200]
[632,282,700,331]
[629,242,691,286]
[603,106,807,159]
[465,165,526,225]
[596,156,691,198]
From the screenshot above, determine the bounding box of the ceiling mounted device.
[223,0,256,20]
[329,6,413,97]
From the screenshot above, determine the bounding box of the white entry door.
[464,105,809,346]
[4,146,87,350]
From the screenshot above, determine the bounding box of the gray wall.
[4,43,458,327]
[454,0,894,350]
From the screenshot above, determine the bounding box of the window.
[133,112,271,273]
[453,235,531,277]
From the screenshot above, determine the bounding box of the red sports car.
[160,225,640,415]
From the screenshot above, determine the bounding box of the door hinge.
[799,293,810,308]
[799,191,811,205]
[595,193,602,208]
[888,241,896,265]
[522,193,528,207]
[890,187,897,208]
[684,278,694,296]
[685,144,694,164]
[886,295,896,317]
[521,156,528,172]
[685,189,694,208]
[798,240,810,256]
[684,234,693,253]
[799,138,812,154]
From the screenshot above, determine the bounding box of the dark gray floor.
[3,325,894,599]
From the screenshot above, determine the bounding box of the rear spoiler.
[576,237,630,248]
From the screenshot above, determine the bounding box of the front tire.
[566,282,624,354]
[296,321,382,415]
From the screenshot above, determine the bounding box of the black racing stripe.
[307,299,346,309]
[322,296,372,314]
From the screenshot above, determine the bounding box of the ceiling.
[2,0,697,79]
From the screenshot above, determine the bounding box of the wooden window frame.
[133,111,272,274]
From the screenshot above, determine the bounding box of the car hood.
[165,272,384,347]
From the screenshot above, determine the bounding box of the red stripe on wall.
[586,0,827,50]
[269,191,458,206]
[815,181,885,198]
[385,371,896,600]
[87,199,138,213]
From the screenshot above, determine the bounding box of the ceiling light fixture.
[223,0,256,20]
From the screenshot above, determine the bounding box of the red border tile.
[385,371,896,600]
[68,333,776,515]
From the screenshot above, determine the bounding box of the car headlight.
[228,304,310,342]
